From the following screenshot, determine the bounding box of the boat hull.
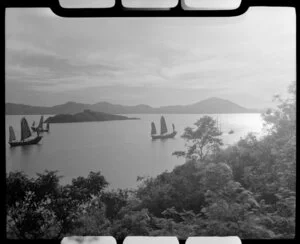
[31,127,49,133]
[9,136,42,147]
[152,131,177,140]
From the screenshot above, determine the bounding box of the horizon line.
[6,96,266,111]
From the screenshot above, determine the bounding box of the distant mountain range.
[6,97,262,115]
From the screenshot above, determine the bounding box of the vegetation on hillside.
[6,82,296,239]
[45,109,139,123]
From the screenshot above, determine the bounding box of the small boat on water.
[32,116,50,132]
[228,129,234,134]
[151,116,177,140]
[9,117,42,147]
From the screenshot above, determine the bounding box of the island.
[44,109,140,123]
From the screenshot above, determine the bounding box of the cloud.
[5,42,123,91]
[5,8,296,108]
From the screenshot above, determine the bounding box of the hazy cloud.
[5,7,296,108]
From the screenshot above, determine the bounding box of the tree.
[262,81,296,139]
[6,171,33,208]
[100,189,129,221]
[173,116,223,161]
[70,201,111,236]
[68,171,108,205]
[6,171,63,239]
[6,170,110,239]
[136,161,206,217]
[110,208,152,239]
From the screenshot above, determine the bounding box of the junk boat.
[151,116,177,140]
[9,117,42,147]
[32,115,50,132]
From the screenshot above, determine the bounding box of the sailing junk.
[151,116,177,140]
[9,117,42,147]
[32,115,50,132]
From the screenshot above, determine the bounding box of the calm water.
[6,114,265,189]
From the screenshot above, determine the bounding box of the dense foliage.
[6,83,296,239]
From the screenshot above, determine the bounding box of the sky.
[5,6,295,109]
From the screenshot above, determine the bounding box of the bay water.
[5,114,265,189]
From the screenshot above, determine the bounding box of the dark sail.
[172,123,175,132]
[46,123,50,130]
[160,116,168,135]
[9,126,16,142]
[21,117,32,141]
[151,122,157,135]
[38,116,44,130]
[32,121,35,127]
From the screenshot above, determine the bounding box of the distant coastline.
[6,97,263,115]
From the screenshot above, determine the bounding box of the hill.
[6,98,261,115]
[44,110,139,123]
